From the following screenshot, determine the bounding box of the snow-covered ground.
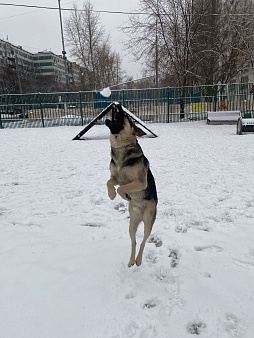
[0,122,254,338]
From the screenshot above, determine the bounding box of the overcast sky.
[0,0,143,79]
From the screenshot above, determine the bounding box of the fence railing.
[1,82,254,128]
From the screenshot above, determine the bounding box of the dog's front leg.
[107,176,117,200]
[117,181,147,201]
[117,190,131,201]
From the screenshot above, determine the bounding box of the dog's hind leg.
[136,201,157,266]
[128,203,142,267]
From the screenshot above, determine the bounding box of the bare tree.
[65,1,124,90]
[122,0,254,86]
[215,0,254,83]
[122,0,210,86]
[192,0,254,84]
[95,42,123,87]
[0,66,19,94]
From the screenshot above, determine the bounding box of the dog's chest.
[110,146,143,182]
[110,152,127,174]
[110,157,128,185]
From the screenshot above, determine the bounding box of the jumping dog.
[105,104,158,267]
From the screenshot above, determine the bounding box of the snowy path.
[0,123,254,337]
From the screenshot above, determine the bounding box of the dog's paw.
[117,187,129,201]
[108,187,116,200]
[135,255,142,266]
[128,257,136,267]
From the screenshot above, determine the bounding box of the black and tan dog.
[105,104,157,267]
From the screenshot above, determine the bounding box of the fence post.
[180,87,185,120]
[167,87,170,123]
[0,112,3,129]
[38,93,45,127]
[92,91,94,110]
[122,89,125,107]
[214,84,218,111]
[79,91,84,126]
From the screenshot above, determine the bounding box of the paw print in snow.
[187,321,206,335]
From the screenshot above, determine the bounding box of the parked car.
[0,106,28,118]
[18,111,28,118]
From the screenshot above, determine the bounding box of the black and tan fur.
[105,104,157,267]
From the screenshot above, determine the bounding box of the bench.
[237,112,254,134]
[207,111,241,125]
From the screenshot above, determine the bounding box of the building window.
[39,62,53,67]
[241,75,248,83]
[38,55,53,60]
[40,68,53,73]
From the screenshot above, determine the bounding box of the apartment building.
[0,39,34,74]
[0,39,82,89]
[33,51,67,83]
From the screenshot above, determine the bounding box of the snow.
[0,122,254,338]
[100,87,112,98]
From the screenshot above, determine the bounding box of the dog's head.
[105,104,146,139]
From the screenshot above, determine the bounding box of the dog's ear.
[133,124,146,137]
[125,114,146,137]
[124,114,146,137]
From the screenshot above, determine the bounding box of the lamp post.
[155,0,159,88]
[58,0,69,91]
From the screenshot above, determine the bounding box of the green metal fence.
[1,83,254,129]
